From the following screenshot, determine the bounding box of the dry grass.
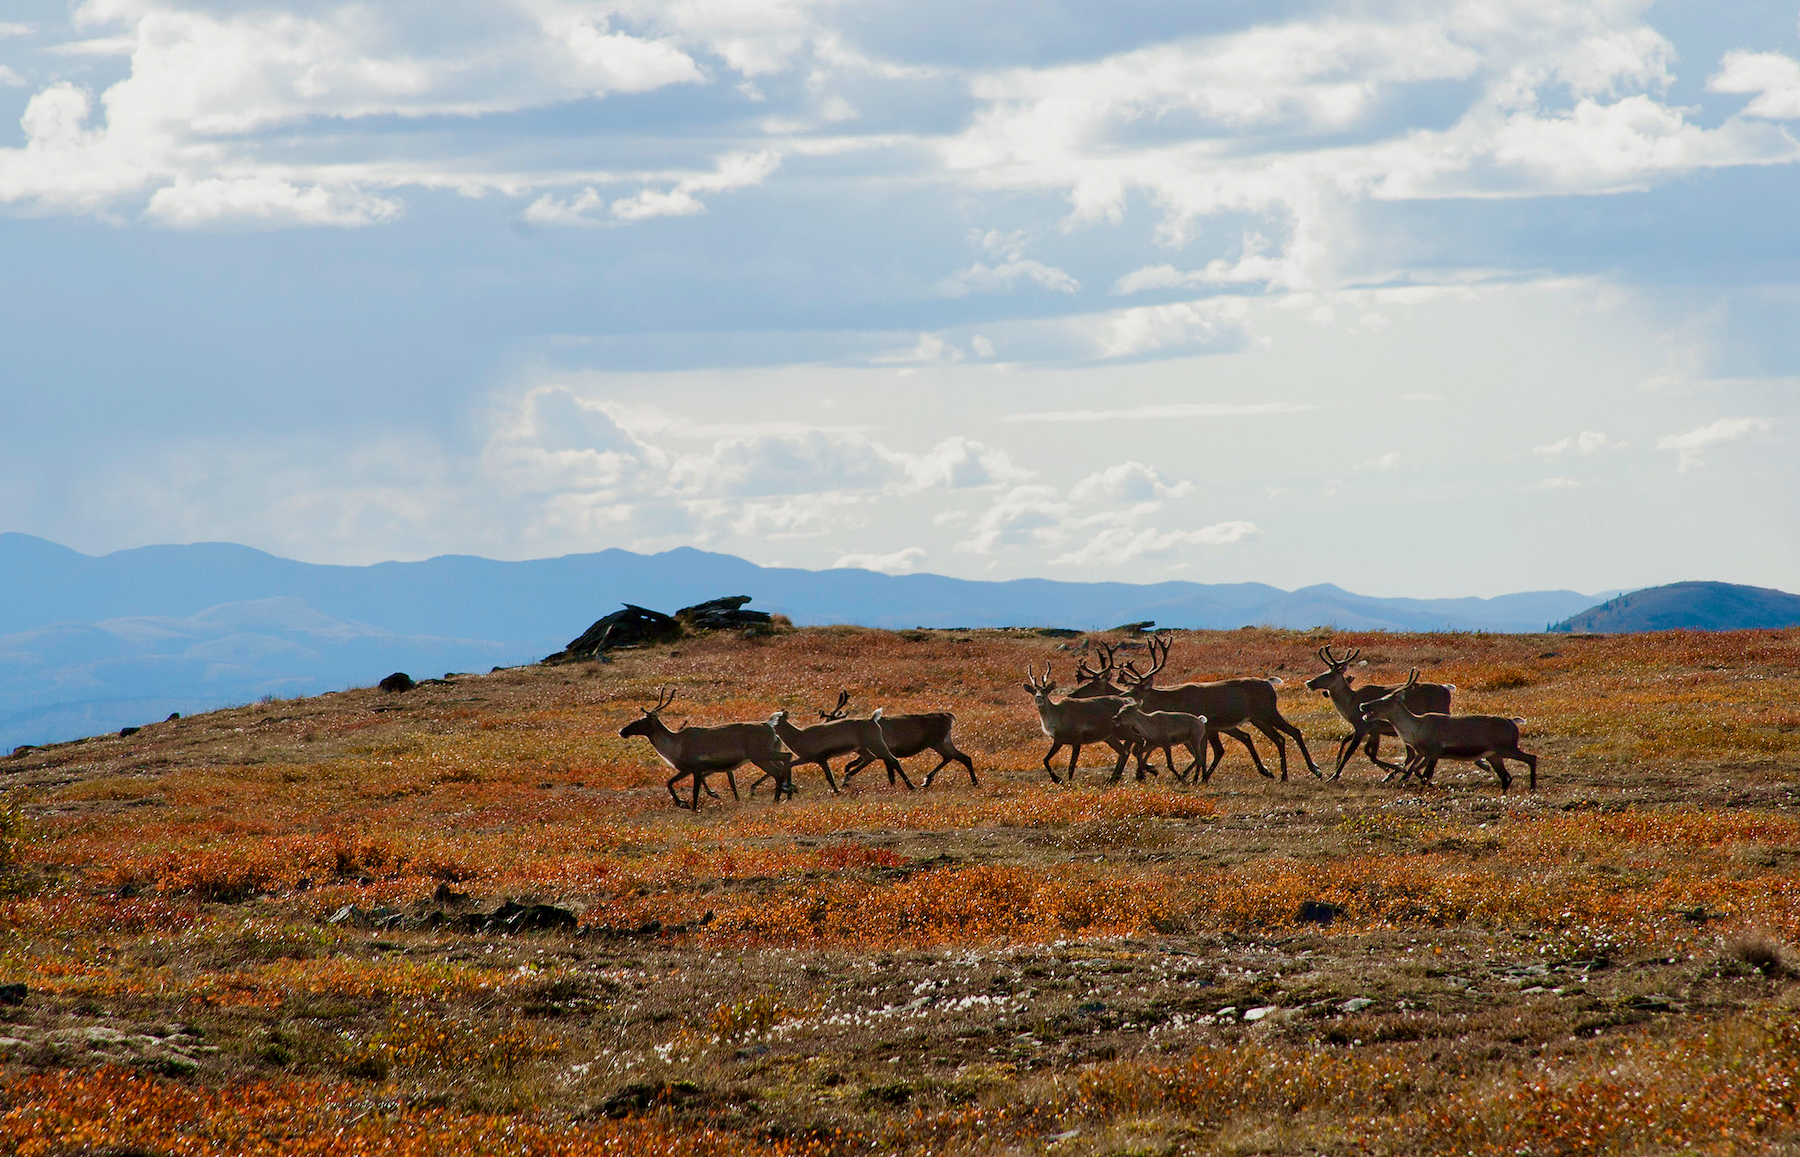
[3,625,1800,1154]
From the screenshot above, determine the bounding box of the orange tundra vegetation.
[2,625,1800,1155]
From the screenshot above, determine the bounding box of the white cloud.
[956,485,1068,554]
[1533,429,1617,457]
[872,332,965,365]
[1062,297,1252,360]
[1656,416,1778,472]
[145,177,403,228]
[834,546,926,573]
[904,437,1031,490]
[939,258,1079,297]
[0,23,33,37]
[942,9,1800,294]
[1112,232,1281,294]
[1529,477,1581,490]
[1051,521,1260,567]
[1069,461,1193,504]
[1358,451,1400,471]
[1709,50,1800,120]
[0,1,735,221]
[0,66,23,88]
[525,150,782,225]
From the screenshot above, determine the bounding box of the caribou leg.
[1363,733,1411,776]
[1042,743,1066,784]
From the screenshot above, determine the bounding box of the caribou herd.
[619,637,1538,809]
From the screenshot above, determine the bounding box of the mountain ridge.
[1,532,1616,749]
[1552,581,1800,633]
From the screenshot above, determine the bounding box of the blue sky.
[2,0,1797,597]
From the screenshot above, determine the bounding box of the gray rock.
[1339,997,1375,1014]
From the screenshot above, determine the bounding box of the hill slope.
[1552,581,1800,633]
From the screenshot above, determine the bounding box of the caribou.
[823,692,978,788]
[1305,644,1455,780]
[765,702,913,792]
[1023,664,1133,783]
[618,687,796,809]
[1358,670,1537,792]
[1113,701,1210,782]
[1119,635,1321,781]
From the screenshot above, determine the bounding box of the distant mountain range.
[1551,581,1800,633]
[0,532,1620,750]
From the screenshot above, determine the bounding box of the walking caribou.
[1119,635,1321,781]
[823,692,978,788]
[1358,670,1538,792]
[1113,701,1210,782]
[1305,644,1454,780]
[618,687,796,808]
[1023,664,1134,783]
[765,704,913,792]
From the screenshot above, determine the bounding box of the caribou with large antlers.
[823,692,978,788]
[1119,634,1321,781]
[618,687,797,809]
[765,704,913,792]
[1358,670,1537,792]
[1023,664,1133,783]
[1305,644,1454,779]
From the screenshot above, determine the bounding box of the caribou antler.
[644,685,677,714]
[819,690,851,720]
[1074,640,1117,685]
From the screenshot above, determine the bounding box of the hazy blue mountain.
[0,532,1610,750]
[0,596,516,750]
[1552,581,1800,633]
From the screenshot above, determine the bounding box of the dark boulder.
[552,604,682,662]
[676,595,773,631]
[1296,900,1343,926]
[488,899,579,934]
[378,672,416,693]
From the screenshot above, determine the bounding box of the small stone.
[1521,985,1548,994]
[1339,997,1375,1014]
[1214,1006,1238,1019]
[378,672,416,693]
[1243,1006,1276,1022]
[326,904,371,927]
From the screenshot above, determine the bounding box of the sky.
[1,0,1798,599]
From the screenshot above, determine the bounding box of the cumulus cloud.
[833,546,927,573]
[480,384,1035,550]
[1709,51,1800,120]
[955,485,1068,554]
[1656,416,1778,471]
[1112,232,1282,294]
[1069,461,1193,504]
[145,177,403,228]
